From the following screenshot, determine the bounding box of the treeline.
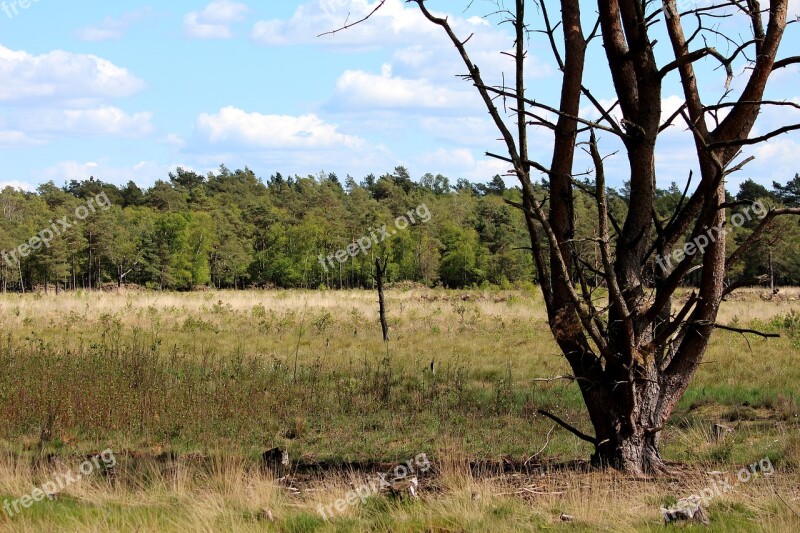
[1,166,798,292]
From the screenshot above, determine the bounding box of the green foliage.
[1,169,798,291]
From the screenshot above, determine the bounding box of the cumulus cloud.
[185,0,249,39]
[20,107,154,137]
[194,106,365,150]
[1,106,153,146]
[253,0,552,156]
[77,9,152,41]
[749,138,800,182]
[252,0,549,80]
[252,0,439,47]
[739,97,800,185]
[331,64,478,112]
[184,106,400,177]
[0,45,153,147]
[0,45,145,104]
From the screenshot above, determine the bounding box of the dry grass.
[0,287,799,531]
[715,287,800,324]
[1,450,798,531]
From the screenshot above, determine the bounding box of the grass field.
[0,287,799,531]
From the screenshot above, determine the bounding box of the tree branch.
[318,0,387,37]
[590,131,636,360]
[659,46,734,89]
[773,56,800,70]
[722,275,769,297]
[727,207,800,268]
[707,124,800,149]
[712,323,780,339]
[537,409,597,445]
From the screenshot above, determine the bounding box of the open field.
[1,287,799,531]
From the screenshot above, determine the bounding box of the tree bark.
[383,0,798,475]
[376,258,389,342]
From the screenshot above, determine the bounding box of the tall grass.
[0,288,799,530]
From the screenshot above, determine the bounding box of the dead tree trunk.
[376,258,389,342]
[769,250,775,293]
[347,0,800,474]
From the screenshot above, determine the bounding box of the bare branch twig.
[318,0,387,37]
[537,410,597,445]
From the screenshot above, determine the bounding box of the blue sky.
[1,0,799,192]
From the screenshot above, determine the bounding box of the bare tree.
[331,0,800,474]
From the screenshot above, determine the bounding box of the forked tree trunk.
[382,0,798,474]
[582,370,670,473]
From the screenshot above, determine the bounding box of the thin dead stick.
[318,0,387,37]
[525,425,555,465]
[532,374,586,383]
[768,476,800,519]
[292,302,308,384]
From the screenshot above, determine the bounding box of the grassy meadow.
[0,287,799,531]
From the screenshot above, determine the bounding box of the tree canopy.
[1,168,797,293]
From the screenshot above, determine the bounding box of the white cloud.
[0,45,153,145]
[747,138,800,183]
[252,0,439,47]
[194,106,365,150]
[77,9,152,41]
[733,96,800,185]
[162,133,187,148]
[466,16,490,26]
[184,107,399,176]
[20,107,154,137]
[419,117,500,146]
[185,0,249,39]
[0,181,35,192]
[253,0,552,146]
[0,45,145,104]
[660,95,686,128]
[252,0,550,80]
[392,45,434,69]
[0,130,45,148]
[417,148,510,180]
[331,64,477,111]
[78,28,120,43]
